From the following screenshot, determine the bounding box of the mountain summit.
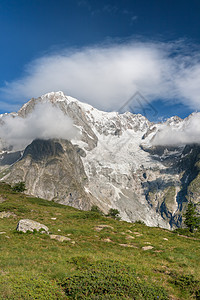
[0,91,200,229]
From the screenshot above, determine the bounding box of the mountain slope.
[0,91,200,229]
[0,183,199,299]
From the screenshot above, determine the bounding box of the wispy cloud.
[153,113,200,146]
[1,40,200,112]
[103,4,118,14]
[131,15,138,23]
[77,1,136,23]
[0,102,78,150]
[77,0,91,10]
[122,9,138,24]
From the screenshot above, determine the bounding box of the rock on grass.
[16,219,49,234]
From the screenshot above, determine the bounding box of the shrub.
[12,182,26,193]
[134,220,145,225]
[91,205,104,215]
[107,208,120,220]
[62,259,169,299]
[170,273,200,298]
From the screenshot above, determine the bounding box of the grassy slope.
[0,183,199,299]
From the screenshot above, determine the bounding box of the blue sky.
[0,0,200,121]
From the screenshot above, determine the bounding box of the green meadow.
[0,182,199,299]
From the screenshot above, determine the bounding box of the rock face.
[16,219,49,233]
[1,91,200,229]
[6,139,92,210]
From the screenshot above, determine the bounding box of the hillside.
[0,183,199,299]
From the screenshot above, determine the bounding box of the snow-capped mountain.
[1,91,200,229]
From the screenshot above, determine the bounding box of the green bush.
[134,220,145,225]
[170,273,200,298]
[91,205,104,215]
[12,182,26,193]
[107,208,120,220]
[62,259,169,299]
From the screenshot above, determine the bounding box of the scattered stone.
[5,236,10,239]
[144,242,151,244]
[71,241,75,244]
[142,246,154,251]
[119,244,137,248]
[0,232,6,234]
[126,230,132,233]
[51,217,57,220]
[133,232,143,237]
[126,235,135,239]
[0,211,16,218]
[50,234,71,242]
[16,219,49,234]
[0,270,8,275]
[0,196,6,203]
[163,238,168,241]
[120,232,126,235]
[94,224,114,232]
[58,229,61,232]
[102,238,113,243]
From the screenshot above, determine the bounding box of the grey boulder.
[16,219,49,233]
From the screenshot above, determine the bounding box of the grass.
[0,182,200,299]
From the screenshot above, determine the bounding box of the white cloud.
[175,63,200,110]
[0,102,78,150]
[1,40,200,112]
[131,15,138,22]
[152,113,200,146]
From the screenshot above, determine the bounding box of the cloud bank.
[0,102,78,150]
[152,113,200,146]
[1,40,200,112]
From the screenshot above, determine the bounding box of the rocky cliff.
[0,91,200,229]
[5,138,92,210]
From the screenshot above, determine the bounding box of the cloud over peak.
[1,40,200,112]
[0,102,78,150]
[152,113,200,146]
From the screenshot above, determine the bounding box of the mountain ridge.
[0,91,200,229]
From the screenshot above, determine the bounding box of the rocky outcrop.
[6,139,93,210]
[16,219,49,233]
